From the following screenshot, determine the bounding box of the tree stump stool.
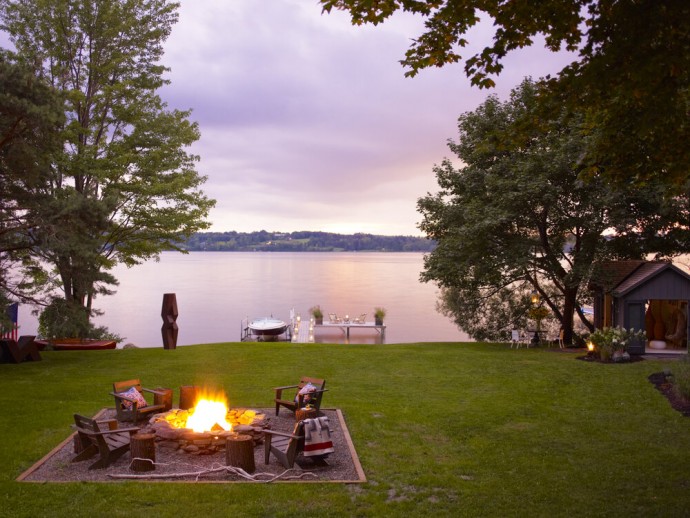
[130,433,156,472]
[295,408,317,422]
[154,387,173,411]
[225,434,255,473]
[179,385,198,410]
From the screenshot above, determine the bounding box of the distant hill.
[182,231,435,252]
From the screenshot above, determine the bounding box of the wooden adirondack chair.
[72,414,140,469]
[111,379,168,422]
[0,335,40,363]
[264,420,305,468]
[273,376,327,416]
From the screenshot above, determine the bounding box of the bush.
[38,298,121,342]
[670,356,690,401]
[588,326,645,359]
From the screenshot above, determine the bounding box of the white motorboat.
[248,317,288,337]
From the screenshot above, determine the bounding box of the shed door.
[625,301,646,354]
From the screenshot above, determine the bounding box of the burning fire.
[185,388,232,433]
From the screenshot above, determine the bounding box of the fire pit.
[144,388,269,454]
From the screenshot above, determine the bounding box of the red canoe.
[34,339,117,351]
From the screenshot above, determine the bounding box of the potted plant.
[589,326,644,362]
[374,307,386,326]
[309,305,323,325]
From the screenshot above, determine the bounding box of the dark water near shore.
[18,252,470,346]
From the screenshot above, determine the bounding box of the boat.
[248,317,288,337]
[34,338,117,351]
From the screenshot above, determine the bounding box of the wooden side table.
[295,408,317,422]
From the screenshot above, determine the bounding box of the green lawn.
[1,342,688,517]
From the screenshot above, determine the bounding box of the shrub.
[38,298,121,342]
[670,356,690,401]
[588,326,645,359]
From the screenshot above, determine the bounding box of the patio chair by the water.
[274,376,327,416]
[511,330,528,349]
[111,379,168,423]
[72,414,140,469]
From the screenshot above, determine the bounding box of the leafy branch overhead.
[321,0,690,188]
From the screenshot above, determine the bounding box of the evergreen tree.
[0,0,215,336]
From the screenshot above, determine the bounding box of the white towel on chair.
[302,416,334,457]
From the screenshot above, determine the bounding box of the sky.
[7,1,578,236]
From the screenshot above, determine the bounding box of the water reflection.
[19,252,469,346]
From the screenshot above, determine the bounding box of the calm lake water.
[18,252,470,346]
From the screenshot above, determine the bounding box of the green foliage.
[321,0,690,188]
[1,343,689,516]
[0,50,64,307]
[37,298,122,341]
[438,284,533,342]
[309,305,323,319]
[373,306,386,320]
[417,79,690,344]
[670,356,690,401]
[588,326,646,358]
[184,231,435,252]
[0,0,214,320]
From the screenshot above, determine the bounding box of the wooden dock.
[314,322,386,341]
[241,316,386,343]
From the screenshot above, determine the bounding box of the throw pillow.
[118,387,148,409]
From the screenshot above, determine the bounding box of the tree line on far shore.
[182,231,435,252]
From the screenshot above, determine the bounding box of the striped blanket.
[302,416,334,457]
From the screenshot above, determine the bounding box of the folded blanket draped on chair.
[302,416,334,457]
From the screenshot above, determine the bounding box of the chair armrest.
[102,426,141,435]
[263,429,301,440]
[96,419,119,431]
[274,384,299,391]
[141,387,166,396]
[76,426,141,437]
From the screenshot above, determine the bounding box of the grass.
[1,342,689,517]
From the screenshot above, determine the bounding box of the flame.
[185,388,232,433]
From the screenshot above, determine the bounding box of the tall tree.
[0,50,63,326]
[321,0,690,189]
[0,0,215,336]
[417,80,690,344]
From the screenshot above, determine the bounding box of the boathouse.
[590,261,690,354]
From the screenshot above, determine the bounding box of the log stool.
[130,433,156,472]
[226,434,255,473]
[179,385,198,410]
[154,387,173,411]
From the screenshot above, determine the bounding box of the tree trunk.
[561,287,578,346]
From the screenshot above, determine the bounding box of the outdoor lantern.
[530,290,540,305]
[587,341,595,352]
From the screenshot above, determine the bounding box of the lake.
[17,252,470,346]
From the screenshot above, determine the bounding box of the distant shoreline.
[180,230,436,253]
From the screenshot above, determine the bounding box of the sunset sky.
[6,1,578,236]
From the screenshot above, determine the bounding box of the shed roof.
[612,262,690,297]
[589,260,646,291]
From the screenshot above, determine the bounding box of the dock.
[241,316,386,343]
[314,322,386,340]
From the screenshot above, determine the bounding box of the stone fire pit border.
[17,408,366,484]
